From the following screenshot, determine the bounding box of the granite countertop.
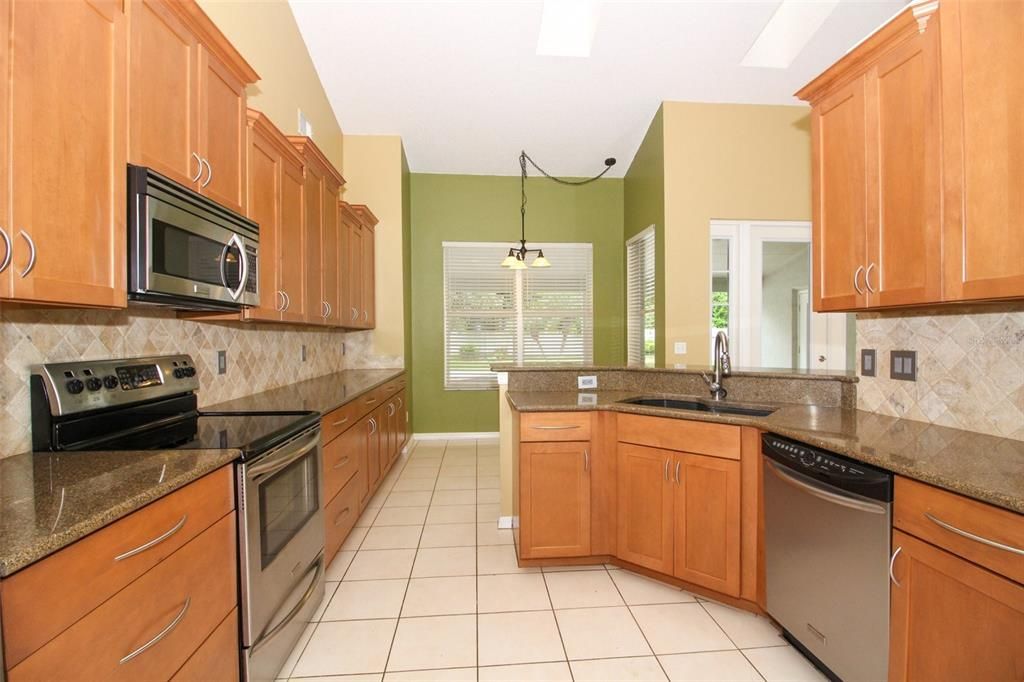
[493,363,858,382]
[207,368,404,414]
[0,367,406,578]
[506,390,1024,515]
[0,448,239,577]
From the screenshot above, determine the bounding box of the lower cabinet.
[519,441,591,559]
[616,443,674,574]
[171,608,240,682]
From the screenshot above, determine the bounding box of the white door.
[710,221,849,371]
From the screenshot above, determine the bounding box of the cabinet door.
[397,390,409,451]
[198,47,246,215]
[812,76,868,311]
[616,443,673,573]
[128,0,200,188]
[9,0,127,308]
[303,167,325,324]
[519,441,591,559]
[889,530,1024,682]
[673,453,740,596]
[346,222,364,326]
[244,122,283,321]
[279,157,307,323]
[321,179,342,326]
[362,225,376,328]
[0,0,10,299]
[941,0,1024,301]
[867,22,942,307]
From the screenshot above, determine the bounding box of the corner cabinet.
[128,0,257,216]
[2,0,127,308]
[800,0,1024,310]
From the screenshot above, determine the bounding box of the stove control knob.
[86,377,103,392]
[173,368,185,379]
[66,379,85,395]
[104,375,119,389]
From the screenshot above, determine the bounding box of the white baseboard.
[413,432,500,441]
[497,515,516,530]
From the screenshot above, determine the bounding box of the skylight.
[741,0,840,69]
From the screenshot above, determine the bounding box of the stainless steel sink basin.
[619,396,777,417]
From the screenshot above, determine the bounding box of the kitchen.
[0,0,1021,681]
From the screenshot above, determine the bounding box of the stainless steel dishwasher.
[763,434,893,682]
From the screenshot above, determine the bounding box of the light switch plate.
[578,375,598,389]
[674,341,687,355]
[217,350,227,375]
[861,349,876,377]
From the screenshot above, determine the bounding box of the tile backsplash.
[0,305,399,458]
[857,307,1024,441]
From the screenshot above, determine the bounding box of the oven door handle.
[219,233,249,302]
[247,428,320,482]
[251,553,324,654]
[765,459,887,515]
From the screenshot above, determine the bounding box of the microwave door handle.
[219,233,248,301]
[248,429,319,481]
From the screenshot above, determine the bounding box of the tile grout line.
[604,565,668,681]
[694,599,770,682]
[540,562,575,680]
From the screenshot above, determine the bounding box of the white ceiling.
[290,0,906,178]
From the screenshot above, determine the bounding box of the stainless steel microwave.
[128,165,259,311]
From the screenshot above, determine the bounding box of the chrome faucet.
[702,331,732,401]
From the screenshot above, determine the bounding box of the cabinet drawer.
[380,374,407,397]
[324,424,362,501]
[895,477,1024,585]
[9,513,237,682]
[2,466,234,667]
[171,608,239,682]
[520,412,592,442]
[321,399,363,445]
[617,414,740,460]
[326,467,366,562]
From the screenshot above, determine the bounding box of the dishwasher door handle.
[765,459,887,515]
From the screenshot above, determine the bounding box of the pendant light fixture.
[502,150,616,269]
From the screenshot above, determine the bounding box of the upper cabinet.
[2,0,127,308]
[340,202,378,329]
[799,0,1023,311]
[128,0,257,216]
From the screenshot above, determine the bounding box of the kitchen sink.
[619,396,777,417]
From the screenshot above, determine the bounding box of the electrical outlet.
[674,341,687,355]
[217,350,227,375]
[861,349,877,377]
[890,350,917,381]
[577,393,598,406]
[342,342,346,356]
[301,345,307,362]
[578,375,598,390]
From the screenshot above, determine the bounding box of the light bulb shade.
[500,255,517,267]
[532,250,551,268]
[510,257,528,270]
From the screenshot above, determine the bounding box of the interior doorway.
[709,221,849,371]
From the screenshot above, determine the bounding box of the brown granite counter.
[506,390,1024,515]
[493,363,858,382]
[0,448,238,577]
[207,368,404,414]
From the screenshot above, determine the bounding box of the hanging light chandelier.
[502,150,616,269]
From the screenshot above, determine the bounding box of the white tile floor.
[279,438,827,682]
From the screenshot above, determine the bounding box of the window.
[711,236,733,353]
[626,226,655,367]
[443,242,593,389]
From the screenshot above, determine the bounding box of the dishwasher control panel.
[764,436,872,478]
[762,434,893,502]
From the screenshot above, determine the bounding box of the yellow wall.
[661,102,812,365]
[343,136,406,359]
[197,0,344,170]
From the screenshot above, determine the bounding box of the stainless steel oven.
[237,424,325,682]
[128,165,259,311]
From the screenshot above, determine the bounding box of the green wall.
[409,173,625,433]
[401,147,413,427]
[623,106,666,365]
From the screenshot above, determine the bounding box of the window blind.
[626,226,656,367]
[443,242,594,390]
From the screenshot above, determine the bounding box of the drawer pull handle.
[334,507,351,526]
[119,596,190,665]
[331,417,350,427]
[114,514,187,562]
[674,460,681,484]
[889,546,902,588]
[532,425,580,431]
[18,230,36,277]
[365,397,378,404]
[924,512,1024,556]
[664,458,670,482]
[583,449,590,472]
[333,456,350,470]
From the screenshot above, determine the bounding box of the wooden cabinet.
[289,137,345,326]
[802,0,1024,309]
[1,467,237,681]
[616,443,674,573]
[940,0,1024,301]
[519,441,592,559]
[2,0,127,308]
[340,202,378,329]
[673,453,740,595]
[241,110,306,322]
[890,476,1024,679]
[129,0,257,215]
